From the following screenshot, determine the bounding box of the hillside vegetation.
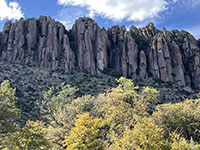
[0,72,200,149]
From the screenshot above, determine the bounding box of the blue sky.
[0,0,200,39]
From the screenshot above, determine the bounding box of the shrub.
[152,99,200,142]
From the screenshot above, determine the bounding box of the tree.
[38,83,78,149]
[103,77,159,136]
[0,80,20,149]
[39,83,78,123]
[0,80,20,134]
[111,118,170,150]
[63,113,105,150]
[46,95,96,150]
[110,118,200,150]
[4,121,51,150]
[133,86,158,116]
[152,99,200,142]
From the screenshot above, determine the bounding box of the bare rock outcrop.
[107,25,139,79]
[1,16,75,72]
[139,50,147,79]
[71,17,108,75]
[0,16,200,89]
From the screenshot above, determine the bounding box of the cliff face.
[0,16,200,89]
[0,16,75,72]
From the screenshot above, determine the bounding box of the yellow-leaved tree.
[152,99,200,142]
[63,113,105,150]
[102,77,159,139]
[111,117,171,150]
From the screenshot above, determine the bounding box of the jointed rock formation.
[0,16,200,89]
[0,16,75,72]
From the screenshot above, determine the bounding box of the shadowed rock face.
[0,16,200,89]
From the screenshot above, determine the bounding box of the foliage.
[49,77,160,149]
[40,83,78,123]
[152,99,200,142]
[63,113,105,150]
[104,88,135,134]
[110,119,200,150]
[39,83,80,149]
[0,80,20,134]
[1,76,199,150]
[3,121,50,150]
[111,118,170,150]
[198,92,200,98]
[46,95,96,150]
[133,86,158,116]
[103,77,159,135]
[0,80,20,149]
[170,133,200,150]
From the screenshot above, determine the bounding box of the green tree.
[40,83,78,123]
[39,83,78,149]
[0,80,20,134]
[4,121,51,150]
[63,113,105,150]
[102,77,159,136]
[110,118,200,150]
[0,80,20,149]
[46,95,96,150]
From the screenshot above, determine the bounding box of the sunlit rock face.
[0,16,75,72]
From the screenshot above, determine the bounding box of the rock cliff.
[0,16,199,89]
[0,16,75,72]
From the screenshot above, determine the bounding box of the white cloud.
[57,0,176,21]
[0,0,24,21]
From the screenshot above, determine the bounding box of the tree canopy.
[1,77,200,150]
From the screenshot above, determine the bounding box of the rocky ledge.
[0,16,199,89]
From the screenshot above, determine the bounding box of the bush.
[152,99,200,142]
[170,133,200,150]
[103,77,158,134]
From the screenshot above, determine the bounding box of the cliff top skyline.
[0,0,200,38]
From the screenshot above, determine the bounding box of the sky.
[0,0,200,39]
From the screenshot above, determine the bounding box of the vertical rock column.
[1,16,75,72]
[37,16,75,72]
[139,50,147,79]
[107,26,139,79]
[169,41,185,86]
[71,17,108,75]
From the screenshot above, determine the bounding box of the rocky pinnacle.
[0,16,199,89]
